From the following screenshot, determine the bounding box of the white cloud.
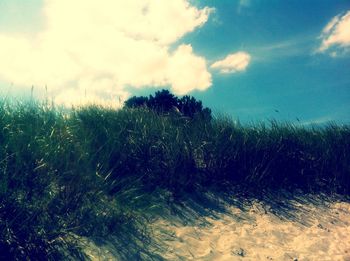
[318,11,350,54]
[211,52,251,74]
[0,0,213,107]
[298,116,333,126]
[167,45,211,95]
[55,88,130,109]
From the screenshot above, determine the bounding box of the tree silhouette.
[124,89,211,120]
[178,95,211,120]
[148,89,178,113]
[124,96,148,108]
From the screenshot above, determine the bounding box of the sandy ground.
[152,194,350,261]
[83,193,350,261]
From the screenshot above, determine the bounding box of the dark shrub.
[124,89,212,120]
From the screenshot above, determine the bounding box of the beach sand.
[83,193,350,260]
[151,194,350,261]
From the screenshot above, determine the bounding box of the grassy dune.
[0,101,349,259]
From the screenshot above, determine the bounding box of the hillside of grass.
[0,100,349,260]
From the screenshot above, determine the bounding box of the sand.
[82,193,350,260]
[152,194,350,261]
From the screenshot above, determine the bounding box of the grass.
[0,100,349,259]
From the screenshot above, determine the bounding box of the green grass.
[0,100,349,259]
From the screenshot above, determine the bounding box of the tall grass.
[0,100,349,259]
[0,101,161,260]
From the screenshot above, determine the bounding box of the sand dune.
[152,194,350,261]
[82,193,350,260]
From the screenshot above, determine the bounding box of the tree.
[124,96,148,108]
[148,89,178,113]
[124,89,212,120]
[178,95,211,120]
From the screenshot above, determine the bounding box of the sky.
[0,0,349,124]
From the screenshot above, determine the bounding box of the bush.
[124,89,212,120]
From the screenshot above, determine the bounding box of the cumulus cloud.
[318,10,350,54]
[211,52,251,74]
[167,45,211,95]
[54,88,130,109]
[0,0,213,107]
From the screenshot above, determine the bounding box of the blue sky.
[0,0,349,124]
